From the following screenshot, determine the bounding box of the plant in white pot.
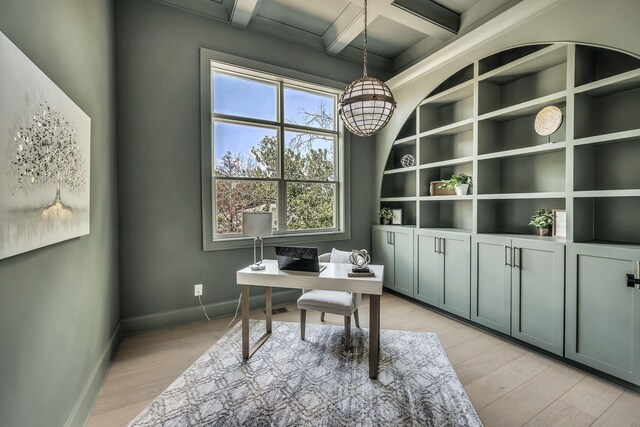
[440,173,472,196]
[378,207,394,225]
[529,209,553,236]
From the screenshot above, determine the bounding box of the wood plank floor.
[88,293,640,426]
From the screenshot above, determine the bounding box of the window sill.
[204,230,351,251]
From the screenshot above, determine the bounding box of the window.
[202,55,348,249]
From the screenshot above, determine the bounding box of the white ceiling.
[154,0,521,74]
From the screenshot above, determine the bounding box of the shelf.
[395,110,417,140]
[574,138,640,192]
[478,46,567,115]
[479,45,551,75]
[573,190,640,198]
[476,232,567,243]
[419,124,473,165]
[478,150,565,195]
[420,199,472,230]
[420,156,473,170]
[381,170,416,199]
[385,143,416,170]
[380,197,416,202]
[384,166,416,175]
[575,44,640,87]
[478,91,566,121]
[479,44,567,83]
[477,198,566,235]
[478,104,566,154]
[421,81,474,106]
[478,142,566,161]
[574,196,640,245]
[477,192,566,200]
[574,82,640,139]
[419,118,474,138]
[420,162,474,197]
[419,227,472,234]
[426,64,474,99]
[573,128,640,146]
[419,195,473,201]
[393,135,417,146]
[574,69,640,97]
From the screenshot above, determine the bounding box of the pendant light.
[338,0,397,137]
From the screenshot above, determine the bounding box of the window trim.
[200,48,351,251]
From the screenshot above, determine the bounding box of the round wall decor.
[534,106,563,136]
[400,154,415,168]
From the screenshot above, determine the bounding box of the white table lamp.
[242,212,273,270]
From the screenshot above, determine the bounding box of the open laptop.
[275,246,327,273]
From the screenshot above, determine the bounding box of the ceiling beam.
[322,3,366,55]
[391,0,460,34]
[230,0,262,28]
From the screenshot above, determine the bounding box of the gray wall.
[115,0,380,327]
[0,1,119,427]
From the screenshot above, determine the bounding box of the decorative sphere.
[400,154,415,168]
[338,77,397,137]
[349,249,371,269]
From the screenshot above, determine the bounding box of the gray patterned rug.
[129,320,482,427]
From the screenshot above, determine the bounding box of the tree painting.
[12,102,85,220]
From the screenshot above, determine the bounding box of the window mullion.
[277,82,287,233]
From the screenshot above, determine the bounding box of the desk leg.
[369,294,380,379]
[265,287,272,334]
[241,285,250,360]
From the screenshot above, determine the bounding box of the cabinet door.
[441,233,471,319]
[471,234,512,334]
[566,244,640,385]
[372,227,394,289]
[511,239,565,355]
[415,232,441,306]
[392,229,414,297]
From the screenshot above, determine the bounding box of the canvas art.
[0,31,90,260]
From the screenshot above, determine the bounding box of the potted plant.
[378,207,393,225]
[440,173,472,196]
[529,209,553,236]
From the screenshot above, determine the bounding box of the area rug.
[128,320,482,427]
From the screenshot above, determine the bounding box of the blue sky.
[212,72,334,170]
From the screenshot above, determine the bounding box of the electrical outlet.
[194,284,203,297]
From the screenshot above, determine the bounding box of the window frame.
[200,48,351,251]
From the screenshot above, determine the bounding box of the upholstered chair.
[297,249,361,348]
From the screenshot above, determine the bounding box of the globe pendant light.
[338,0,397,137]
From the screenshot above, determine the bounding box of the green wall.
[115,0,384,330]
[0,1,119,427]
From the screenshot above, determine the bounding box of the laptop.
[275,246,327,273]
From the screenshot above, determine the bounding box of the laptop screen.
[275,246,322,272]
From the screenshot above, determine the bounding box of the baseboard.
[121,289,301,337]
[64,321,122,427]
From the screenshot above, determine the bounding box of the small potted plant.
[378,207,393,225]
[440,173,472,196]
[529,209,553,236]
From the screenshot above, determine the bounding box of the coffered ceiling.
[154,0,521,74]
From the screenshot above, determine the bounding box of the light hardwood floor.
[88,293,640,426]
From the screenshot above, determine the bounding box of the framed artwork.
[552,209,566,238]
[0,31,91,260]
[392,209,403,225]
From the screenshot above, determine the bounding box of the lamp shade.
[338,76,396,137]
[242,212,273,238]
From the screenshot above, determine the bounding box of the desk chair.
[297,250,361,348]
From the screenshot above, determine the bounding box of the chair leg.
[354,309,360,328]
[344,315,351,349]
[320,312,325,322]
[300,309,306,340]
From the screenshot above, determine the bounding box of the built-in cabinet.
[565,244,640,385]
[415,230,471,318]
[374,43,640,385]
[371,225,413,297]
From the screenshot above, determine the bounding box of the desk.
[236,260,384,379]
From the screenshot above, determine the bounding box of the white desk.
[236,260,384,379]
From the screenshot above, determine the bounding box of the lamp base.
[250,264,266,271]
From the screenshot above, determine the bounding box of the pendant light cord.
[363,0,368,77]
